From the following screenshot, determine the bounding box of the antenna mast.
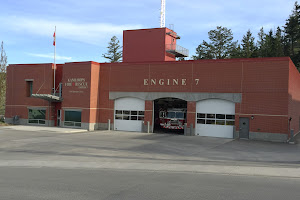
[160,0,165,28]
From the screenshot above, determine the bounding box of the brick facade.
[4,27,300,142]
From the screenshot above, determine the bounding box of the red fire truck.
[159,108,187,130]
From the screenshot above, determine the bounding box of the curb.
[0,160,299,178]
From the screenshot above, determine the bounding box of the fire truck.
[159,108,187,130]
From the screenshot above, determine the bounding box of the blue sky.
[0,0,297,64]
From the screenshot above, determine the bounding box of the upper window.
[115,110,144,121]
[26,81,33,97]
[197,113,235,126]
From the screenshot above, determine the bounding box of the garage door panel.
[196,99,235,138]
[196,124,234,138]
[115,97,145,110]
[114,97,145,132]
[196,99,235,114]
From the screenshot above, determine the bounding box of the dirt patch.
[0,122,10,126]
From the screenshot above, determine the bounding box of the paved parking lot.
[0,125,299,166]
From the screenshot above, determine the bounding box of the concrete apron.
[0,160,299,178]
[0,125,87,133]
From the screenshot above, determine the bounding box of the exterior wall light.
[251,115,254,120]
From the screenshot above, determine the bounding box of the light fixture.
[251,115,254,120]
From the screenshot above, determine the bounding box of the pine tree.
[284,2,300,56]
[274,27,284,57]
[264,29,276,57]
[193,41,214,60]
[257,27,266,57]
[102,36,122,62]
[241,30,256,58]
[193,26,236,59]
[283,1,300,69]
[0,41,7,115]
[229,42,243,58]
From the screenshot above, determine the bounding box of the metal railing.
[165,44,189,57]
[28,119,46,125]
[52,83,63,97]
[64,121,81,128]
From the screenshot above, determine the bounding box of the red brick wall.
[106,58,291,134]
[164,28,177,61]
[61,62,92,123]
[288,59,300,137]
[6,57,296,136]
[89,63,100,123]
[187,101,196,128]
[5,64,53,119]
[144,101,153,126]
[98,64,114,124]
[123,28,177,63]
[241,60,289,134]
[123,28,166,63]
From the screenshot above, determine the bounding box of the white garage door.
[196,99,235,138]
[114,97,145,132]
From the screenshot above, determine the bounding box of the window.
[175,112,184,119]
[26,81,33,97]
[115,110,144,121]
[167,112,176,118]
[216,114,225,119]
[197,113,205,118]
[28,109,46,124]
[64,110,81,127]
[196,113,235,126]
[159,111,166,118]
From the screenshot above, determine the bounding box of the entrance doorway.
[57,110,61,127]
[153,98,187,134]
[239,117,249,139]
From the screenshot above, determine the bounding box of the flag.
[53,31,56,46]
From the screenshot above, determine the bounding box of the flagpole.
[54,26,56,95]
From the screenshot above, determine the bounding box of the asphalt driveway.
[0,125,299,167]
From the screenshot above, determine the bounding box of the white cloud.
[27,53,72,61]
[0,16,142,46]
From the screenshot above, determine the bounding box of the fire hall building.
[5,28,300,142]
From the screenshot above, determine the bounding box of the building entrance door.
[239,117,249,139]
[57,110,61,127]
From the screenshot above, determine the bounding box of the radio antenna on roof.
[160,0,165,28]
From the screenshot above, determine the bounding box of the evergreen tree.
[257,27,266,57]
[274,27,284,57]
[193,26,236,59]
[102,36,122,62]
[241,30,256,58]
[229,42,243,58]
[283,1,300,69]
[283,1,300,56]
[264,29,276,57]
[0,41,7,115]
[193,41,214,59]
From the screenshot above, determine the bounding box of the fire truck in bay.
[159,108,187,130]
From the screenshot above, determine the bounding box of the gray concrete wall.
[97,123,114,131]
[110,92,242,103]
[233,126,239,139]
[142,123,153,133]
[184,124,195,136]
[81,123,98,131]
[5,118,54,127]
[234,131,288,142]
[249,132,288,143]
